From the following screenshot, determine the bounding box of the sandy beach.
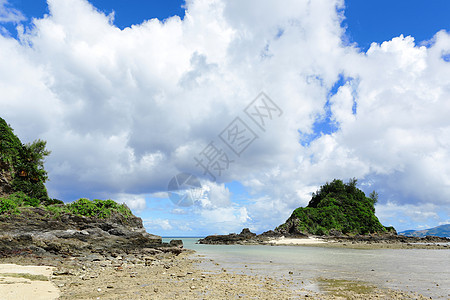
[266,236,327,245]
[0,264,59,300]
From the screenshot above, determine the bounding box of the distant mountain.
[399,224,450,238]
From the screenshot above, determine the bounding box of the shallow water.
[163,237,450,299]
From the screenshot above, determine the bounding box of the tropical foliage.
[0,117,50,202]
[279,179,387,235]
[0,193,132,219]
[64,198,132,219]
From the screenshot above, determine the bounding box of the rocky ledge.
[0,207,185,260]
[198,228,289,245]
[322,233,450,244]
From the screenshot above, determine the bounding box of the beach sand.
[266,236,327,245]
[0,264,59,300]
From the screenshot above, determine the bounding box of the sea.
[163,237,450,299]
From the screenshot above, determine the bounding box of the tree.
[369,190,379,205]
[348,177,358,187]
[23,139,51,182]
[12,139,51,201]
[1,117,51,201]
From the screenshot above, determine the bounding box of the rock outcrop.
[198,228,260,245]
[0,207,183,258]
[274,217,309,237]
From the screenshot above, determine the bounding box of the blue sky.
[4,0,450,47]
[1,0,449,236]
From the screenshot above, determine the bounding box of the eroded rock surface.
[0,207,184,258]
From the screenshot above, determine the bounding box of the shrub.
[24,197,40,207]
[5,191,40,207]
[67,198,98,217]
[0,197,18,214]
[44,205,67,218]
[66,198,132,219]
[42,198,65,206]
[7,192,26,206]
[116,203,132,218]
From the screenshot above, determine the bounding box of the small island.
[199,179,449,249]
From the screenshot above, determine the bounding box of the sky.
[0,0,449,236]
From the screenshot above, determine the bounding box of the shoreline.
[262,236,450,249]
[198,227,450,250]
[0,251,437,299]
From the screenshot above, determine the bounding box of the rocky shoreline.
[198,228,450,249]
[0,251,435,299]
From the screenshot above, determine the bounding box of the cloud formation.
[0,0,449,234]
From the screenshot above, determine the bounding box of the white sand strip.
[266,236,327,245]
[0,264,59,300]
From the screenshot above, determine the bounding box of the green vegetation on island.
[45,198,132,219]
[0,117,131,219]
[0,192,132,220]
[277,178,393,236]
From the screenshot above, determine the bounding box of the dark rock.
[53,269,75,276]
[198,228,259,245]
[239,228,256,238]
[169,239,183,248]
[141,248,163,255]
[274,218,308,237]
[157,247,183,255]
[86,254,103,262]
[259,230,283,238]
[108,227,127,236]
